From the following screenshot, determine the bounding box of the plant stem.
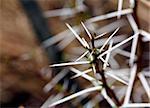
[91,37,121,106]
[95,60,121,106]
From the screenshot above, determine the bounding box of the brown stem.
[95,60,121,106]
[90,37,121,106]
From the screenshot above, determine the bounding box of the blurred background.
[0,0,150,108]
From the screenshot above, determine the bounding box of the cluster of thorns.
[50,22,121,106]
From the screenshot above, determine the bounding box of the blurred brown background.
[0,0,149,107]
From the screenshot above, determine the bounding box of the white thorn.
[81,22,92,39]
[138,73,150,100]
[123,64,137,104]
[71,68,92,79]
[99,28,119,53]
[103,40,113,70]
[98,33,139,58]
[117,0,123,19]
[49,86,102,107]
[50,61,90,67]
[87,8,133,23]
[75,51,89,62]
[66,23,86,47]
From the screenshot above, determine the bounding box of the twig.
[90,36,121,106]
